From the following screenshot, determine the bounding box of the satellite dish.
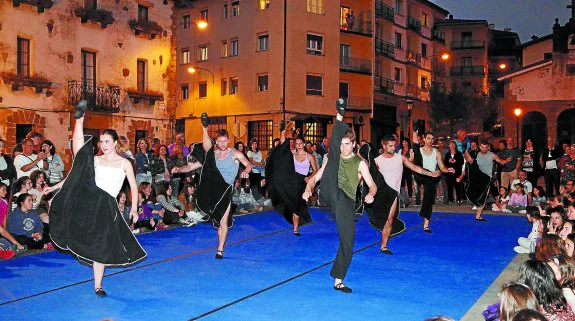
[232,122,246,138]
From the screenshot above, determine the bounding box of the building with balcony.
[0,0,176,168]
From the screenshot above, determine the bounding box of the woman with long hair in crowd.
[0,138,17,188]
[41,140,65,186]
[498,282,539,321]
[28,170,47,209]
[44,101,146,297]
[135,138,154,186]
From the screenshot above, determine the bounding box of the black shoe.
[423,227,432,233]
[335,98,346,116]
[294,231,301,236]
[201,112,210,128]
[333,283,352,293]
[380,248,393,255]
[75,100,88,119]
[280,120,286,132]
[475,217,488,222]
[95,288,107,298]
[215,250,223,259]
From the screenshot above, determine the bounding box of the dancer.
[368,135,440,254]
[412,130,454,233]
[266,121,318,235]
[303,99,377,293]
[172,113,252,259]
[464,139,508,221]
[45,101,146,297]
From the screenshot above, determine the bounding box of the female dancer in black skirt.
[45,101,146,297]
[266,121,318,235]
[172,113,252,259]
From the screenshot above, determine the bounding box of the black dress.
[464,161,493,207]
[266,139,312,225]
[49,136,146,266]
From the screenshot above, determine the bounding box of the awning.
[290,113,333,123]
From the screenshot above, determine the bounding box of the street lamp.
[187,66,214,84]
[196,20,208,30]
[514,107,522,147]
[499,63,508,70]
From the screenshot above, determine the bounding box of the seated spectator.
[547,207,566,235]
[547,255,575,312]
[41,140,65,186]
[7,193,52,250]
[567,203,575,220]
[559,221,575,241]
[493,187,510,212]
[0,182,8,227]
[535,234,565,262]
[512,170,533,204]
[567,234,575,257]
[517,259,575,320]
[29,170,47,209]
[117,190,131,224]
[511,309,547,321]
[252,178,271,209]
[499,282,539,321]
[0,138,17,187]
[509,183,528,214]
[177,182,205,223]
[14,138,47,178]
[36,192,53,225]
[155,181,194,226]
[0,224,27,258]
[11,176,32,210]
[139,182,167,229]
[132,191,158,233]
[238,179,262,214]
[531,186,547,208]
[515,207,542,254]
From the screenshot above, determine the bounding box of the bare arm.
[436,151,453,173]
[21,154,46,173]
[123,160,139,223]
[308,153,319,176]
[358,161,377,203]
[302,157,327,200]
[234,150,253,177]
[172,162,202,174]
[202,127,212,152]
[402,155,440,177]
[493,153,507,165]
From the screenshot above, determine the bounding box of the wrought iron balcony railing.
[432,28,446,42]
[375,38,395,57]
[451,40,485,50]
[374,76,395,94]
[340,56,372,75]
[343,96,371,111]
[375,1,394,22]
[407,16,422,33]
[450,66,485,77]
[406,49,428,69]
[340,14,373,36]
[68,80,120,113]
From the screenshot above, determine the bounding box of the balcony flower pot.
[74,7,115,28]
[128,19,163,39]
[12,0,54,13]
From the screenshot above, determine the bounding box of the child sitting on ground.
[508,183,528,214]
[132,191,158,234]
[514,206,542,254]
[492,187,510,212]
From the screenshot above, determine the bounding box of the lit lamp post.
[514,107,522,147]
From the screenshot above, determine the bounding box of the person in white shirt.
[514,207,542,254]
[14,139,47,178]
[511,170,533,204]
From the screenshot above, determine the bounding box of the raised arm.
[201,113,212,152]
[357,161,377,203]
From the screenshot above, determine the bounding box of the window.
[200,9,208,21]
[462,81,472,87]
[137,59,147,92]
[16,124,33,144]
[17,37,30,77]
[81,50,96,91]
[248,120,273,151]
[544,52,552,60]
[221,41,228,57]
[421,43,427,58]
[230,77,238,94]
[421,13,428,27]
[259,0,270,10]
[181,49,190,64]
[85,0,97,10]
[257,34,269,51]
[461,32,472,44]
[232,1,239,16]
[181,84,189,100]
[183,15,190,29]
[303,122,327,145]
[198,45,208,61]
[224,3,228,18]
[175,119,185,136]
[231,39,239,56]
[340,44,350,65]
[138,5,148,22]
[340,6,350,28]
[394,67,401,82]
[221,78,227,95]
[420,76,428,90]
[198,82,207,98]
[462,57,472,66]
[307,0,322,14]
[395,0,402,14]
[207,117,227,138]
[307,33,323,55]
[257,74,268,92]
[306,74,322,96]
[395,32,402,49]
[567,64,575,76]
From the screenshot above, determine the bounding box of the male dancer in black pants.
[303,99,377,293]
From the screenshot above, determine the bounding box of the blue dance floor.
[0,208,528,321]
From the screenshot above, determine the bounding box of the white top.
[15,154,44,178]
[374,153,403,193]
[94,157,126,197]
[0,156,8,185]
[421,148,438,172]
[247,150,263,173]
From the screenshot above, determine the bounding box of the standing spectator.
[247,139,264,187]
[150,137,161,157]
[0,139,17,187]
[499,139,521,190]
[542,137,562,197]
[561,144,575,184]
[454,129,470,153]
[26,132,43,154]
[168,133,190,158]
[170,144,187,195]
[444,141,465,205]
[399,138,414,203]
[346,10,355,31]
[41,140,64,186]
[468,140,480,159]
[152,145,173,184]
[318,136,329,157]
[118,136,134,160]
[14,138,47,178]
[311,143,323,173]
[134,138,154,186]
[521,138,540,187]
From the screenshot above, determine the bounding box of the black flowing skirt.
[192,144,234,228]
[365,168,406,236]
[464,161,492,207]
[266,140,312,225]
[49,136,146,266]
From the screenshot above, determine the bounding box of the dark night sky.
[433,0,573,42]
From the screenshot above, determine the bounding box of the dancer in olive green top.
[303,99,377,293]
